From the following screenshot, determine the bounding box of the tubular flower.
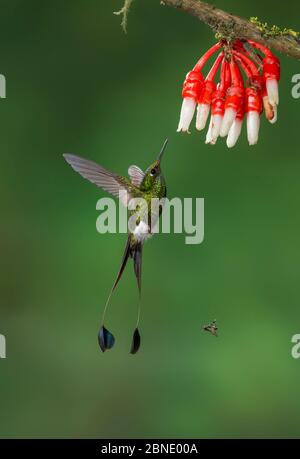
[220,60,244,138]
[227,102,245,148]
[177,70,204,133]
[245,86,263,145]
[210,60,231,142]
[177,38,280,147]
[196,52,223,131]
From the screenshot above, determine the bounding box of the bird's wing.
[64,154,140,206]
[128,165,145,187]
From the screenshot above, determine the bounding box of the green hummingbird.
[63,139,168,354]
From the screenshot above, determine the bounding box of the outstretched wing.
[128,165,145,187]
[64,154,140,205]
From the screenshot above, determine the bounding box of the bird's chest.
[133,220,153,242]
[129,192,164,242]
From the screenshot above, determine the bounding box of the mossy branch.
[163,0,300,59]
[115,0,300,59]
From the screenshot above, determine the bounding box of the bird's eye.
[150,168,156,176]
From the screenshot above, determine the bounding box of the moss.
[214,20,239,42]
[250,16,299,39]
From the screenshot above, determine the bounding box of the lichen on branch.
[114,0,134,33]
[114,0,300,60]
[162,0,300,59]
[249,17,299,39]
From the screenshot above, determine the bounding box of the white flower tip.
[269,104,278,124]
[176,127,190,133]
[226,119,242,148]
[211,114,223,141]
[266,79,279,106]
[196,103,210,131]
[263,95,277,124]
[177,97,196,133]
[205,139,217,145]
[205,117,215,144]
[249,140,258,146]
[247,111,260,146]
[220,108,237,137]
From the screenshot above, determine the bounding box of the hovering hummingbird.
[63,139,168,354]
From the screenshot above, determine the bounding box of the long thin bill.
[157,139,169,162]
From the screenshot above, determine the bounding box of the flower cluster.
[177,39,280,147]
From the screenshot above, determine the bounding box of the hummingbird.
[63,139,168,354]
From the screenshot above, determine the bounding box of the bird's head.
[141,139,168,192]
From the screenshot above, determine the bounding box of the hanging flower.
[177,39,280,147]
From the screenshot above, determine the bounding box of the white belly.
[133,221,152,243]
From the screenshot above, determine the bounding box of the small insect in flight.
[63,139,168,354]
[203,320,218,337]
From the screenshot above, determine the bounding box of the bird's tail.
[98,237,131,353]
[130,241,142,354]
[98,236,143,354]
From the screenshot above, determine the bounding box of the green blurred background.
[0,0,300,439]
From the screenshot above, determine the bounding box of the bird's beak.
[157,138,168,163]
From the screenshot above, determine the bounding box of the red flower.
[177,38,280,147]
